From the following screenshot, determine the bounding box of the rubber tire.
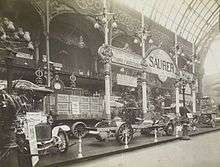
[165,123,174,136]
[95,121,109,141]
[57,130,69,153]
[71,122,87,138]
[116,123,134,145]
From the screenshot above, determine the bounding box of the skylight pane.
[160,15,167,26]
[118,0,219,43]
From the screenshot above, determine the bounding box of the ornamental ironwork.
[98,44,113,64]
[70,73,77,88]
[35,69,44,85]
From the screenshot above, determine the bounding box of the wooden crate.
[90,97,100,103]
[90,104,101,112]
[57,110,69,115]
[80,96,90,103]
[57,94,69,103]
[57,102,69,111]
[69,101,80,115]
[70,95,80,102]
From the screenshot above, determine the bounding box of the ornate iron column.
[135,8,153,115]
[175,33,180,115]
[141,8,147,115]
[182,82,186,107]
[95,0,117,121]
[142,71,147,114]
[175,81,180,115]
[98,45,113,121]
[192,42,197,113]
[45,0,51,87]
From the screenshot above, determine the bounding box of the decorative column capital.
[98,44,113,64]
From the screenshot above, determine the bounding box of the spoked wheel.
[72,122,87,138]
[95,121,109,141]
[57,131,69,153]
[116,123,134,145]
[165,123,174,136]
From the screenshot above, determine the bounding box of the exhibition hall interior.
[0,0,220,167]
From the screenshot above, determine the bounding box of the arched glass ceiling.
[118,0,220,45]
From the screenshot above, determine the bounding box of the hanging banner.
[110,47,177,82]
[143,49,177,82]
[116,73,137,87]
[111,46,142,69]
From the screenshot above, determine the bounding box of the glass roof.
[118,0,220,45]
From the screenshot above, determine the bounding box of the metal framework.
[118,0,220,45]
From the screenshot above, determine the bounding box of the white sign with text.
[116,73,137,87]
[143,49,177,81]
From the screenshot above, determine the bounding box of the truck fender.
[52,125,70,137]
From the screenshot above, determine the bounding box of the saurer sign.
[143,48,177,82]
[110,47,177,82]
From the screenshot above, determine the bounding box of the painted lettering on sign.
[148,56,175,73]
[111,46,142,69]
[110,47,177,82]
[116,74,137,87]
[144,49,177,81]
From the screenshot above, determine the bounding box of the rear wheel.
[71,122,87,138]
[57,131,69,153]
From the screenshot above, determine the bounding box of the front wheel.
[57,131,69,153]
[95,121,109,141]
[116,123,133,145]
[165,123,174,136]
